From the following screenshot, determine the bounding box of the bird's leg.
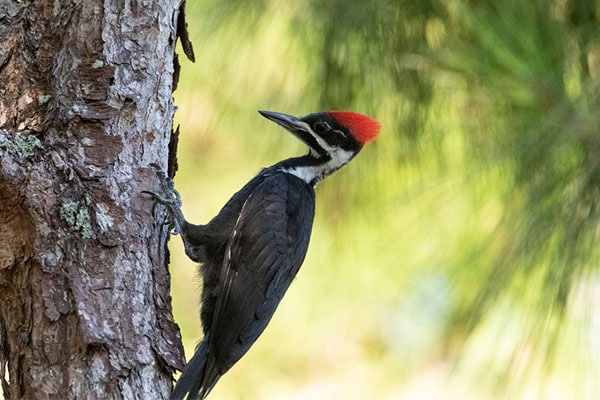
[143,163,185,235]
[144,164,208,263]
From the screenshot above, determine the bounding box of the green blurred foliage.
[170,0,600,398]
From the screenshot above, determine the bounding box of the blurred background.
[170,0,600,399]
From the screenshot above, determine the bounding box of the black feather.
[170,340,209,400]
[149,110,375,399]
[172,170,315,399]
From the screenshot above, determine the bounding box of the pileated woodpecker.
[147,110,381,399]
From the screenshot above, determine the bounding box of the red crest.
[327,111,381,145]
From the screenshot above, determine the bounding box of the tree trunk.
[0,0,190,398]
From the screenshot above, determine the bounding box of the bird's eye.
[313,122,327,134]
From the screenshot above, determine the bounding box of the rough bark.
[0,0,189,398]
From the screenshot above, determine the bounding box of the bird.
[146,110,381,399]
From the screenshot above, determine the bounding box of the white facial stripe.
[296,120,340,155]
[291,120,328,155]
[295,120,312,131]
[312,133,332,152]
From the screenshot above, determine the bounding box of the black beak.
[259,110,305,134]
[258,110,326,157]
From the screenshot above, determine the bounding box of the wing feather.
[204,173,315,381]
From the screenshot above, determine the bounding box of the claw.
[145,164,185,235]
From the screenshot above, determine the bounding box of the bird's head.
[259,110,380,158]
[258,110,381,184]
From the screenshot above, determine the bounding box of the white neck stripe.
[280,148,355,185]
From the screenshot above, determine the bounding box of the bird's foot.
[143,163,184,235]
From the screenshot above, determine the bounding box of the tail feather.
[171,341,208,400]
[197,353,222,399]
[170,339,223,400]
